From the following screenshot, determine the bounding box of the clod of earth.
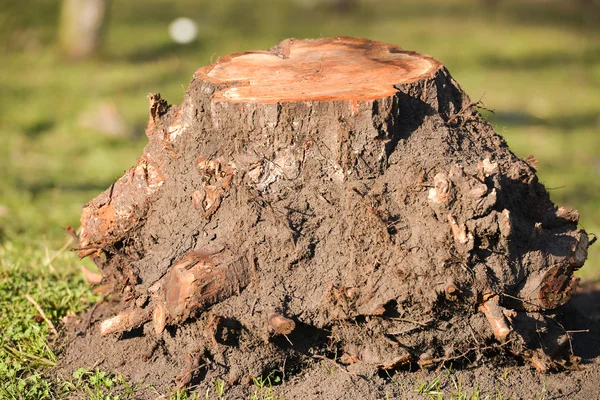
[68,37,591,391]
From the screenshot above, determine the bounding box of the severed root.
[516,231,587,311]
[152,302,167,336]
[98,248,250,337]
[162,249,250,323]
[556,206,580,224]
[78,151,165,258]
[99,307,151,336]
[478,294,511,342]
[268,313,296,335]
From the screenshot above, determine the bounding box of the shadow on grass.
[565,280,600,364]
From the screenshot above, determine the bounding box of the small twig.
[281,356,287,383]
[446,95,484,125]
[387,325,422,336]
[64,226,79,241]
[43,236,75,271]
[176,351,206,390]
[282,333,294,347]
[501,292,548,311]
[430,338,515,366]
[176,363,206,389]
[389,317,436,328]
[25,294,57,335]
[467,322,482,346]
[65,227,109,271]
[311,354,356,376]
[548,317,589,357]
[566,329,589,334]
[250,297,258,316]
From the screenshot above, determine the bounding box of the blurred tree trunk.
[59,0,109,60]
[331,0,356,11]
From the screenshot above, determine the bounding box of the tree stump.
[76,37,589,385]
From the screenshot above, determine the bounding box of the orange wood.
[196,37,441,103]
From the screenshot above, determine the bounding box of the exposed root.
[98,248,250,337]
[478,294,511,342]
[268,313,296,335]
[480,158,498,176]
[162,250,250,323]
[445,281,460,301]
[528,349,551,373]
[498,209,512,238]
[152,302,167,335]
[194,157,236,218]
[448,215,474,248]
[99,307,151,336]
[175,351,204,389]
[380,354,412,370]
[427,173,453,205]
[556,206,579,224]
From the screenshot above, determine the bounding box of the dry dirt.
[55,284,600,399]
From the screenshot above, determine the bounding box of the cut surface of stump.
[196,37,440,102]
[67,37,590,395]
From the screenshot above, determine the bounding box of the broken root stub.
[73,37,590,389]
[478,294,511,342]
[268,313,296,336]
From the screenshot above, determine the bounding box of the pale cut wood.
[196,36,441,103]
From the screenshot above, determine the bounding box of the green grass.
[0,240,98,398]
[383,367,549,400]
[0,0,599,397]
[58,367,143,400]
[250,371,283,400]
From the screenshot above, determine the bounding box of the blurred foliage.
[0,0,598,275]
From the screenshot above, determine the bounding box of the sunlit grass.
[0,239,98,398]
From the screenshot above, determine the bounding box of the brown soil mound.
[57,37,592,397]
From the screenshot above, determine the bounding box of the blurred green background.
[1,0,599,275]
